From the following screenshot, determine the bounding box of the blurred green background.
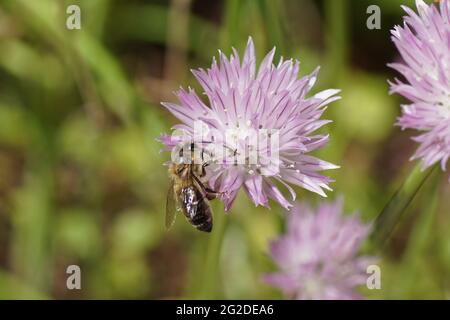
[0,0,449,299]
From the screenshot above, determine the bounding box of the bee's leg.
[204,187,222,201]
[201,160,213,177]
[191,172,221,200]
[201,163,207,177]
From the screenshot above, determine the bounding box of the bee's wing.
[165,179,179,230]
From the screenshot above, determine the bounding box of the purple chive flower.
[160,37,340,211]
[389,0,450,176]
[264,199,374,300]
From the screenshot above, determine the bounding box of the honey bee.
[166,142,219,232]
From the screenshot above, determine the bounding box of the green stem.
[196,205,228,299]
[189,0,237,300]
[400,169,440,297]
[372,162,437,246]
[324,0,348,84]
[256,0,285,53]
[220,0,241,49]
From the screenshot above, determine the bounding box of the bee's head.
[168,162,189,177]
[172,141,210,165]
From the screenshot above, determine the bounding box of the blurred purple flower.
[264,199,374,300]
[389,0,450,177]
[160,37,340,211]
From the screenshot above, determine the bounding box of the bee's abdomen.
[181,187,213,232]
[190,208,212,232]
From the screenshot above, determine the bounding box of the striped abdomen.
[180,186,213,232]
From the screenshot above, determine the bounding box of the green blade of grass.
[372,162,437,246]
[195,202,228,299]
[255,0,285,53]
